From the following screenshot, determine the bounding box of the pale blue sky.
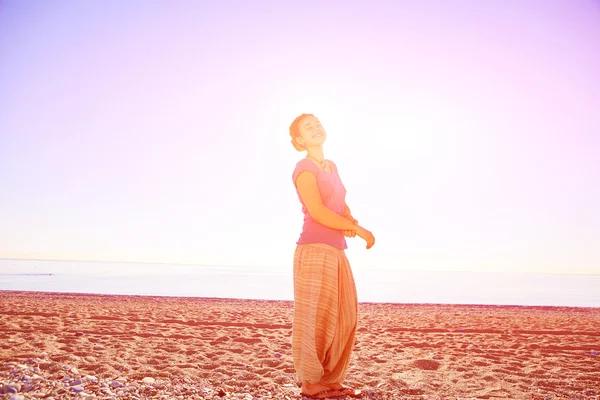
[1,0,599,274]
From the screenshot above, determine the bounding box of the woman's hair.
[289,113,314,152]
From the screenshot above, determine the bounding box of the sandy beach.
[1,291,599,399]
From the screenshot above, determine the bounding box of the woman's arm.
[296,171,375,249]
[295,171,360,231]
[343,203,351,218]
[343,203,358,223]
[342,203,358,237]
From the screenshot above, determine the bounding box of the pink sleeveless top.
[292,158,347,250]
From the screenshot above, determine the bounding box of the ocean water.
[1,258,599,308]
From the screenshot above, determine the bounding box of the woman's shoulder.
[293,158,339,174]
[295,158,313,167]
[292,158,320,182]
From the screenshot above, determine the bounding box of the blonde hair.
[289,113,314,152]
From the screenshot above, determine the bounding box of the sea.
[1,258,599,308]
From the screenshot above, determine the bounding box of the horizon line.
[1,257,598,276]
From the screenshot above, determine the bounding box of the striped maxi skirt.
[292,243,359,385]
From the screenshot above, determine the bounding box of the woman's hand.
[343,216,358,238]
[356,226,376,249]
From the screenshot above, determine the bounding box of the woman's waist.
[297,222,347,250]
[299,219,345,235]
[296,240,346,250]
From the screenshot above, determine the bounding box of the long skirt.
[292,243,359,385]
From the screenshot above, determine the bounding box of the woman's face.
[295,115,327,149]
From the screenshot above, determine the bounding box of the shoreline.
[2,289,598,311]
[1,291,599,399]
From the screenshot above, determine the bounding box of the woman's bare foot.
[323,382,344,390]
[301,382,334,396]
[322,382,361,397]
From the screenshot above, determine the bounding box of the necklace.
[307,155,327,170]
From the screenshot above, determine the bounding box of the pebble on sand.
[142,377,156,385]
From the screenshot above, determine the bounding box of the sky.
[1,0,599,275]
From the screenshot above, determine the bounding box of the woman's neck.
[306,147,325,162]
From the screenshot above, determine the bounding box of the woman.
[289,113,375,399]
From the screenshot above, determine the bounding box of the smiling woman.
[286,113,374,399]
[289,113,327,151]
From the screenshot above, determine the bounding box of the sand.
[1,290,599,399]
